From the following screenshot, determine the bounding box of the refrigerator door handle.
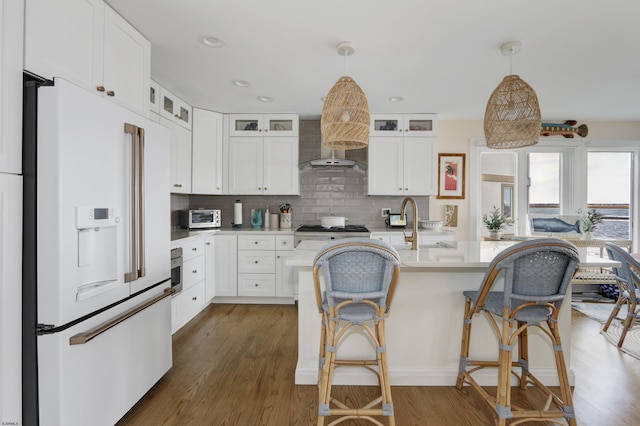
[138,126,146,278]
[124,123,146,282]
[69,287,175,345]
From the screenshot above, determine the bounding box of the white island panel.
[292,240,619,386]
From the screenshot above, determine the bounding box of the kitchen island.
[288,240,619,387]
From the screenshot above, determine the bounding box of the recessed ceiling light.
[389,96,404,102]
[232,80,251,87]
[200,35,225,48]
[257,96,274,102]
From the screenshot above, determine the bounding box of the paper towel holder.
[232,199,243,228]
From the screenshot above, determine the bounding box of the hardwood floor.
[117,304,640,425]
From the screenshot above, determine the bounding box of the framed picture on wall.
[437,153,465,199]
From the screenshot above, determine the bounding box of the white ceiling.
[105,0,640,121]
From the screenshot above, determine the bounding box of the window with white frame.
[471,139,638,251]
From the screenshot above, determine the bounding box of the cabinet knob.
[254,260,258,264]
[174,184,182,188]
[206,242,211,246]
[106,90,115,97]
[405,188,409,191]
[192,297,197,301]
[96,86,105,92]
[192,247,197,251]
[254,241,258,244]
[254,283,259,287]
[192,269,198,274]
[399,188,403,191]
[277,255,281,259]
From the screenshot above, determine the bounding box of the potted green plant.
[482,206,510,239]
[578,208,604,239]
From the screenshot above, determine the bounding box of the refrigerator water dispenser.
[75,207,120,300]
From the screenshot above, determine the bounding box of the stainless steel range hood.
[299,145,367,170]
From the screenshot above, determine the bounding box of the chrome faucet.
[400,196,419,250]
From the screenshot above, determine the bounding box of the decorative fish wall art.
[540,120,588,138]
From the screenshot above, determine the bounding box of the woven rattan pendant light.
[321,41,370,150]
[484,41,541,149]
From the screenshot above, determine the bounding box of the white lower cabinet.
[275,235,295,297]
[171,281,205,334]
[204,235,215,301]
[212,233,294,303]
[214,234,238,297]
[171,236,205,333]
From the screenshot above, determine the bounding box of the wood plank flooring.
[116,304,640,425]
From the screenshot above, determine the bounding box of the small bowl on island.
[419,220,444,231]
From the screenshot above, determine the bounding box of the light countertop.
[287,240,620,270]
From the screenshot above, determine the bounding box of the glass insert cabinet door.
[229,114,299,137]
[370,114,437,137]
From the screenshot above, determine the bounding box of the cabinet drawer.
[238,274,275,297]
[181,238,205,261]
[183,255,205,290]
[237,250,275,273]
[172,281,205,333]
[238,234,275,250]
[275,235,294,251]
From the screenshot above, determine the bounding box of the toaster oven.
[179,209,221,229]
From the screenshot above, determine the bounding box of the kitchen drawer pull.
[69,288,175,345]
[174,183,182,188]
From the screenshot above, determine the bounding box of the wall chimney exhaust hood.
[299,145,367,170]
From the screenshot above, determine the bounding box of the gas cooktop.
[296,225,370,232]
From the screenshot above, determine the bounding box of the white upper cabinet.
[370,114,437,137]
[368,114,438,196]
[162,117,192,194]
[229,114,298,137]
[0,0,23,174]
[149,79,161,116]
[192,109,223,195]
[227,114,299,195]
[25,0,151,117]
[159,86,192,130]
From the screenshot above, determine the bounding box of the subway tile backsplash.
[171,119,429,229]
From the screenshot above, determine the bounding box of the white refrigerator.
[23,78,172,426]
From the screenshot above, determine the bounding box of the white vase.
[489,230,500,239]
[584,231,593,240]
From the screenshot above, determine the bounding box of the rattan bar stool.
[456,238,580,425]
[313,238,401,426]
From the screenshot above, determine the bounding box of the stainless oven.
[170,247,183,294]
